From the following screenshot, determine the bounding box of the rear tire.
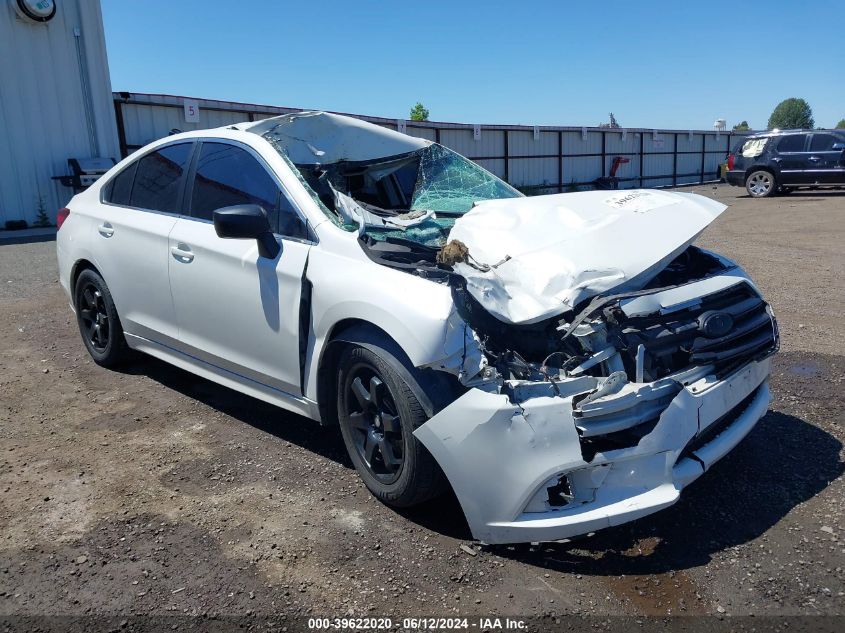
[336,344,445,507]
[74,269,131,368]
[745,170,776,197]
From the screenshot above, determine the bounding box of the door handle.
[808,156,821,162]
[97,222,114,238]
[170,244,194,263]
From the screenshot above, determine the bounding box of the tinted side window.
[278,193,307,239]
[777,135,806,152]
[104,161,137,206]
[809,134,842,152]
[129,143,193,212]
[190,143,280,225]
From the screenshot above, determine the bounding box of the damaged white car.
[57,112,779,544]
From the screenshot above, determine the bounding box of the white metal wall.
[0,0,119,226]
[115,93,745,193]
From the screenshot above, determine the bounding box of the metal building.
[0,0,119,227]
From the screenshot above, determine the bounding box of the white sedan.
[57,112,778,544]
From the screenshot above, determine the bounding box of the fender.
[301,245,460,416]
[322,323,463,419]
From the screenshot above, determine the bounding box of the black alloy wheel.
[78,283,110,352]
[335,344,446,507]
[73,268,130,367]
[343,364,405,483]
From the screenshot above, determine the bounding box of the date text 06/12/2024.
[307,617,528,630]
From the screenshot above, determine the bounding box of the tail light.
[56,207,70,230]
[727,154,735,171]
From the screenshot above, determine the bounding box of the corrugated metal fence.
[114,92,745,192]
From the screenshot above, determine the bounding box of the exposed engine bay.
[277,144,777,389]
[288,141,779,486]
[252,109,778,404]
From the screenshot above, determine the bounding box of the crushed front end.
[246,113,780,543]
[414,258,779,544]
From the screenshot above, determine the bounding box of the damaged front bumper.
[414,357,771,544]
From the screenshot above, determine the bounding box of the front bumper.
[414,358,771,544]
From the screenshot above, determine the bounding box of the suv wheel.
[336,344,445,507]
[746,170,776,197]
[74,269,131,367]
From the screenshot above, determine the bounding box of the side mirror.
[213,205,280,259]
[832,142,845,151]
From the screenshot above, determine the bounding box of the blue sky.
[101,0,845,130]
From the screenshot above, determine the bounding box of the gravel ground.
[0,185,842,629]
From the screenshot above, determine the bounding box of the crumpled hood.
[447,189,727,324]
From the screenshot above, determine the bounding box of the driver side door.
[808,133,845,184]
[168,140,312,398]
[773,133,812,185]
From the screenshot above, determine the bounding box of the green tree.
[767,98,814,130]
[836,119,845,129]
[732,120,750,132]
[409,102,430,122]
[33,195,51,227]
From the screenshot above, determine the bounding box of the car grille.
[615,282,778,382]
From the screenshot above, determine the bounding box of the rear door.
[773,134,812,184]
[95,142,194,344]
[807,133,845,184]
[168,140,312,396]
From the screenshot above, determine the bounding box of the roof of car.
[744,128,844,139]
[234,110,429,164]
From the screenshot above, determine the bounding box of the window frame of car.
[808,132,845,153]
[183,137,316,245]
[774,133,809,153]
[99,139,196,218]
[99,137,316,245]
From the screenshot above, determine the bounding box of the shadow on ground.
[737,189,845,200]
[0,231,56,246]
[117,353,475,538]
[116,350,843,566]
[117,354,351,466]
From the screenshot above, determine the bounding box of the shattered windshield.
[411,144,520,214]
[263,135,521,247]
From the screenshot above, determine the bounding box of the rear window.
[740,138,767,158]
[776,135,806,153]
[104,162,137,206]
[129,143,193,213]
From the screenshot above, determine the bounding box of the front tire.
[336,345,445,507]
[74,269,130,367]
[745,170,776,197]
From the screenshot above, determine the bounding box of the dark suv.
[725,129,845,197]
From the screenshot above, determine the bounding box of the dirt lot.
[1,185,843,629]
